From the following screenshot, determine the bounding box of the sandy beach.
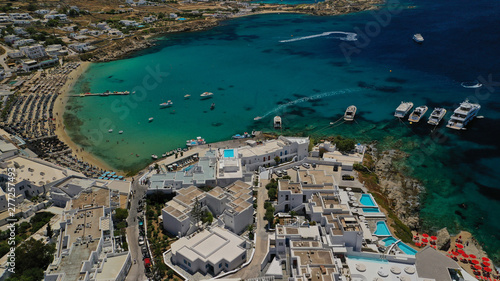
[52,61,116,174]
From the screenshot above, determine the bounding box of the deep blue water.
[66,0,500,262]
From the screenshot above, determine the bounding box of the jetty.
[70,91,132,97]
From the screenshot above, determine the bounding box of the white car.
[302,163,310,169]
[138,236,145,246]
[292,166,300,171]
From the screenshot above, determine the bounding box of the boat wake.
[461,81,482,89]
[279,31,357,43]
[259,88,359,119]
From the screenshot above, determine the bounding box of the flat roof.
[293,249,334,266]
[94,253,129,281]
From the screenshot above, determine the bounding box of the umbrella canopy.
[458,249,465,255]
[462,253,469,258]
[422,233,429,238]
[483,262,490,267]
[415,242,421,247]
[422,238,429,243]
[474,265,482,270]
[98,177,103,179]
[469,254,477,259]
[456,244,464,249]
[483,267,492,272]
[452,251,460,256]
[472,260,480,265]
[431,236,437,240]
[482,257,490,262]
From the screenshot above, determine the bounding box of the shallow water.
[67,0,500,262]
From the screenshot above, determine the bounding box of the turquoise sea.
[65,0,500,262]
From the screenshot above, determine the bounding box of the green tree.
[115,208,129,222]
[336,138,355,153]
[190,197,203,225]
[289,210,297,218]
[46,223,53,238]
[46,19,59,27]
[7,238,55,280]
[264,205,275,227]
[274,156,280,165]
[267,188,277,200]
[167,269,174,279]
[202,211,213,224]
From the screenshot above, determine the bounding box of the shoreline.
[52,61,116,174]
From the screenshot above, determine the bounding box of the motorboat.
[461,81,483,89]
[446,99,481,130]
[394,102,414,118]
[200,92,213,99]
[232,132,251,139]
[119,130,123,134]
[186,136,206,147]
[108,129,113,133]
[160,100,173,107]
[344,105,357,121]
[408,105,428,123]
[413,33,424,44]
[210,103,215,110]
[184,94,191,99]
[427,108,447,126]
[274,116,282,129]
[148,117,154,122]
[254,116,263,121]
[151,154,158,160]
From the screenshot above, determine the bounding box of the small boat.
[427,108,447,126]
[274,116,282,129]
[210,103,215,110]
[232,132,251,139]
[200,92,213,99]
[160,100,173,108]
[186,136,206,147]
[162,153,167,158]
[394,102,413,118]
[413,33,424,44]
[461,81,482,89]
[108,129,113,133]
[446,99,481,130]
[148,117,154,122]
[254,116,263,121]
[184,94,191,99]
[408,105,428,123]
[151,154,158,160]
[344,105,357,121]
[119,130,123,134]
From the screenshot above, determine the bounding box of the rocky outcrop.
[436,227,451,250]
[368,147,423,229]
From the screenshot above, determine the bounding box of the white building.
[162,180,253,237]
[45,14,67,21]
[68,42,94,53]
[143,15,157,23]
[35,9,51,15]
[4,34,19,44]
[119,20,139,27]
[238,136,309,171]
[13,38,35,48]
[7,50,24,59]
[97,22,110,30]
[19,44,46,59]
[107,29,123,37]
[170,227,247,276]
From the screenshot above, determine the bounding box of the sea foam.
[279,31,358,43]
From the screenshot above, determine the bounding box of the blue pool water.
[183,165,194,171]
[348,256,388,264]
[383,237,398,247]
[398,242,418,255]
[224,149,235,158]
[374,221,391,236]
[360,194,376,207]
[362,208,380,213]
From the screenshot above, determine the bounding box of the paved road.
[125,177,148,281]
[227,177,270,279]
[0,44,12,71]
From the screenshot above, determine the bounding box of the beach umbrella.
[474,265,482,270]
[431,236,437,240]
[483,262,491,267]
[484,267,492,273]
[470,254,477,259]
[482,257,490,262]
[422,233,429,238]
[98,177,103,179]
[458,249,465,255]
[452,251,460,256]
[472,260,480,265]
[456,244,464,249]
[422,238,429,243]
[462,253,469,258]
[414,242,421,247]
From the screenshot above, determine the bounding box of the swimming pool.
[374,221,391,236]
[362,208,380,213]
[398,242,418,255]
[348,255,389,264]
[224,149,235,158]
[360,194,376,207]
[383,236,398,247]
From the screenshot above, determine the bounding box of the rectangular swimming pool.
[224,149,235,158]
[374,221,391,236]
[360,194,376,207]
[382,236,418,255]
[383,236,398,247]
[362,208,380,213]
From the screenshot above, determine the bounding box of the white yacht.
[108,129,113,133]
[160,100,173,107]
[274,116,282,129]
[119,130,123,134]
[446,100,481,130]
[344,105,357,121]
[408,105,428,123]
[148,117,154,122]
[151,154,158,160]
[427,108,447,126]
[200,92,213,99]
[394,102,414,118]
[413,33,424,44]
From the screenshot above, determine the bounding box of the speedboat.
[200,92,213,99]
[274,116,282,129]
[413,33,424,44]
[427,108,447,126]
[408,105,428,123]
[254,116,263,121]
[232,132,251,139]
[148,117,154,122]
[108,129,113,133]
[344,105,357,121]
[446,99,481,130]
[184,94,191,99]
[160,100,173,108]
[186,136,206,147]
[394,102,413,118]
[461,81,483,89]
[119,130,123,134]
[151,154,158,160]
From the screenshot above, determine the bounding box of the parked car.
[302,163,310,169]
[292,166,300,171]
[282,170,288,175]
[142,246,148,254]
[311,163,317,168]
[139,236,145,246]
[342,174,355,181]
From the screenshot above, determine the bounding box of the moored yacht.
[394,102,413,118]
[446,99,481,130]
[413,33,424,44]
[151,154,158,160]
[344,105,357,121]
[427,108,447,126]
[186,136,206,147]
[148,117,154,122]
[274,116,282,129]
[160,100,173,108]
[408,105,428,123]
[200,92,213,99]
